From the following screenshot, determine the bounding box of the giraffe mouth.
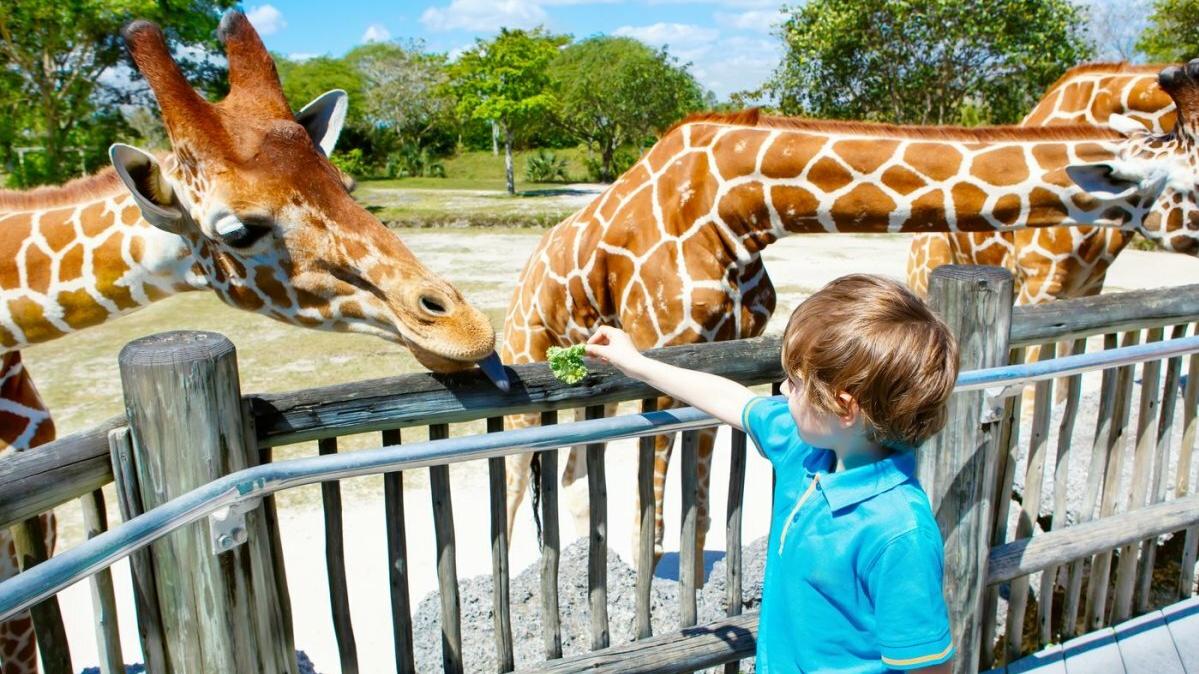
[405,340,511,391]
[476,352,511,392]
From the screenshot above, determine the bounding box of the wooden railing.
[2,278,1199,673]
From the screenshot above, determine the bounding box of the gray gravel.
[412,537,770,673]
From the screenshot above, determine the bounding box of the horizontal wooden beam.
[1009,283,1199,347]
[520,612,757,674]
[986,493,1199,585]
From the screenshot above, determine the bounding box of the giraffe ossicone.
[503,59,1199,581]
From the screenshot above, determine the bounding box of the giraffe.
[906,62,1176,304]
[501,59,1199,582]
[0,12,505,672]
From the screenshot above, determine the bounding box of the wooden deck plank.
[1112,610,1184,674]
[1160,597,1199,671]
[1007,642,1066,673]
[1060,628,1123,674]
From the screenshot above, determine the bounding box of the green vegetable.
[547,344,588,384]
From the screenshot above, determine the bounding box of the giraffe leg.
[504,413,540,544]
[0,530,37,674]
[630,395,678,573]
[0,352,56,674]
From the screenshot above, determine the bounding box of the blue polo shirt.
[742,397,953,673]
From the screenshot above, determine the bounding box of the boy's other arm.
[586,326,756,430]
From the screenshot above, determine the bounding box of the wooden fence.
[2,272,1199,673]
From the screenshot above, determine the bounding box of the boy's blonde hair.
[781,274,959,447]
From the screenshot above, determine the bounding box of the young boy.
[586,274,959,673]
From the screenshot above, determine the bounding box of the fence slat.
[1007,343,1055,660]
[319,437,359,674]
[584,405,610,650]
[107,427,167,673]
[1046,338,1086,640]
[1114,328,1164,622]
[723,429,747,674]
[381,428,416,674]
[636,398,657,640]
[979,348,1023,670]
[485,416,515,673]
[538,411,563,660]
[10,514,70,674]
[427,424,463,674]
[1065,334,1118,637]
[679,430,700,629]
[80,488,123,674]
[1138,325,1189,612]
[1087,331,1140,630]
[1179,342,1199,599]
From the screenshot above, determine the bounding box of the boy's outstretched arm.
[586,326,757,430]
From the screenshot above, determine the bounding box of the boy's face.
[782,375,853,448]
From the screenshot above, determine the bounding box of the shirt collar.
[818,448,917,512]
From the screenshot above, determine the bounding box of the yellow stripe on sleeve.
[880,643,954,667]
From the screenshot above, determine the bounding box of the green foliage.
[449,27,569,193]
[345,40,458,151]
[547,344,588,384]
[0,0,235,186]
[331,148,370,178]
[547,36,706,182]
[767,0,1094,125]
[1138,0,1199,61]
[276,56,367,126]
[524,149,570,182]
[387,143,446,179]
[582,147,639,183]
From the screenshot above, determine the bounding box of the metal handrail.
[2,334,1198,621]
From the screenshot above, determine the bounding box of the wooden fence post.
[117,331,295,673]
[923,266,1014,674]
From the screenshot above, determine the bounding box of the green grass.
[369,147,591,191]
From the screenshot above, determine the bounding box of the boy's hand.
[586,326,645,376]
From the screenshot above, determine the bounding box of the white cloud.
[246,5,286,36]
[361,24,392,43]
[421,0,549,31]
[614,22,720,62]
[714,8,785,33]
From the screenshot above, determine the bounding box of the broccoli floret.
[546,344,588,384]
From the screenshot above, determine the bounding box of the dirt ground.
[26,187,1199,672]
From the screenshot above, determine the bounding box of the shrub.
[525,149,570,183]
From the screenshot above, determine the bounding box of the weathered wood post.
[922,266,1013,674]
[117,331,295,673]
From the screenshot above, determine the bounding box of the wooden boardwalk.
[987,597,1199,673]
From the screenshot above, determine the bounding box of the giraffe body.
[0,12,504,672]
[907,62,1176,304]
[504,61,1199,579]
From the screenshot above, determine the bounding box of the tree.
[547,36,705,182]
[1088,0,1151,62]
[275,55,367,125]
[449,27,569,194]
[347,41,455,150]
[0,0,235,185]
[766,0,1094,125]
[1138,0,1199,62]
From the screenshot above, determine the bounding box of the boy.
[586,274,958,673]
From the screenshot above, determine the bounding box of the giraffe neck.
[0,172,203,351]
[646,117,1146,258]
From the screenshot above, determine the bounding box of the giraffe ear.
[109,144,188,235]
[1065,162,1142,200]
[295,89,348,157]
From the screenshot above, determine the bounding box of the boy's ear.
[836,392,859,425]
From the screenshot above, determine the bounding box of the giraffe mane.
[1046,61,1168,87]
[0,167,126,212]
[672,109,1125,142]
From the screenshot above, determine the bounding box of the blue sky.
[244,0,788,100]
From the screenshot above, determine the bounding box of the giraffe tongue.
[477,352,511,392]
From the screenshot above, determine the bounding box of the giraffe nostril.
[420,295,448,316]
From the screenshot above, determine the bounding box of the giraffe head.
[108,12,507,388]
[1065,60,1199,256]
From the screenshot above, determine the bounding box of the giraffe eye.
[215,214,273,249]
